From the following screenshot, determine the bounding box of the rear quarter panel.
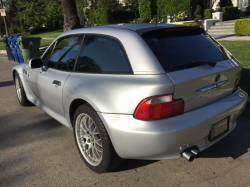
[63,73,175,119]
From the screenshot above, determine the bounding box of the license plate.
[209,118,228,141]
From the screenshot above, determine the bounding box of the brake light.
[233,73,241,92]
[134,94,184,120]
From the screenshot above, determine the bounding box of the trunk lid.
[168,59,242,112]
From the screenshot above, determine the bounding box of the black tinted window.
[42,43,55,66]
[48,35,83,71]
[143,33,226,72]
[75,35,131,74]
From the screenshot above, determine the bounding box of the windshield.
[142,33,229,72]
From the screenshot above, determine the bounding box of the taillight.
[134,94,184,120]
[233,73,241,92]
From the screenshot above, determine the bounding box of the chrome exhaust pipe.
[190,148,201,158]
[181,151,195,162]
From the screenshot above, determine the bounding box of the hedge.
[182,23,200,27]
[94,10,109,25]
[222,6,241,21]
[235,19,250,36]
[113,9,136,21]
[157,0,192,22]
[139,0,151,21]
[204,9,214,19]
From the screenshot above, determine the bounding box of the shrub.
[29,27,48,35]
[246,0,250,16]
[94,10,109,25]
[235,19,250,36]
[204,9,214,19]
[113,9,136,21]
[157,0,192,22]
[182,23,200,27]
[171,12,189,22]
[222,6,241,21]
[220,0,233,7]
[194,5,202,23]
[130,18,148,23]
[138,0,151,21]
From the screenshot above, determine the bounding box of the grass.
[219,41,250,95]
[30,29,63,38]
[0,39,54,50]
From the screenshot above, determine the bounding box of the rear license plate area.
[209,118,229,141]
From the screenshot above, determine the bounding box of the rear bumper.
[98,89,248,160]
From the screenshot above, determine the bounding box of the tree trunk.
[61,0,81,32]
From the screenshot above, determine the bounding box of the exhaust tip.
[190,148,201,158]
[182,151,195,162]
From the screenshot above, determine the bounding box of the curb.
[0,50,7,55]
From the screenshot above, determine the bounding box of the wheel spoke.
[93,127,99,135]
[95,139,102,147]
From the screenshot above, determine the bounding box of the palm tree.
[61,0,81,32]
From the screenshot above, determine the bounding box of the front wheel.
[73,104,124,173]
[14,72,33,106]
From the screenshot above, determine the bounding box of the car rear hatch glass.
[141,27,242,112]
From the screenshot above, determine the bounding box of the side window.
[42,42,55,67]
[75,35,132,74]
[48,35,83,71]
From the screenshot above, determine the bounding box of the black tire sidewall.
[15,72,26,106]
[73,104,112,173]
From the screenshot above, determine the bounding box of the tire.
[14,72,33,106]
[73,104,124,173]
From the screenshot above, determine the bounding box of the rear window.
[142,29,228,72]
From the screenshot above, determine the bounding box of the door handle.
[52,80,61,86]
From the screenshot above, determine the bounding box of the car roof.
[98,23,181,34]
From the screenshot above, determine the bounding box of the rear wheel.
[14,72,32,106]
[73,104,124,173]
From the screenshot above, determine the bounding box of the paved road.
[1,56,250,187]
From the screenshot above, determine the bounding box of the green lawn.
[0,39,54,50]
[30,29,63,38]
[220,41,250,95]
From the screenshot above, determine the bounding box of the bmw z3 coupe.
[13,24,248,173]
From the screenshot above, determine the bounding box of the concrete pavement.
[1,56,250,186]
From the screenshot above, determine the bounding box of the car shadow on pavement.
[112,159,158,172]
[0,80,14,87]
[201,115,250,160]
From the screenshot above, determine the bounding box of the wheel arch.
[69,99,89,125]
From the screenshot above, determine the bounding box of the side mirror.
[29,58,43,69]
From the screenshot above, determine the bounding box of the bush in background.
[246,0,250,16]
[194,5,202,23]
[113,9,136,21]
[220,0,233,7]
[94,10,109,25]
[235,19,250,36]
[182,22,200,27]
[204,9,214,19]
[222,6,241,21]
[157,0,192,22]
[138,0,151,21]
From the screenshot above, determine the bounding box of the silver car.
[13,24,248,173]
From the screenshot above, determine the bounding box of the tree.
[61,0,81,32]
[15,0,63,31]
[97,0,119,11]
[125,0,139,18]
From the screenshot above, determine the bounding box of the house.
[212,0,249,12]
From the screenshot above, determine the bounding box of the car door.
[28,35,83,116]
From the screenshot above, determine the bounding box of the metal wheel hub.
[15,77,22,102]
[75,113,103,166]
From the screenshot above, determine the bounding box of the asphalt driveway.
[1,56,250,187]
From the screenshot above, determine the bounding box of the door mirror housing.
[29,58,43,69]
